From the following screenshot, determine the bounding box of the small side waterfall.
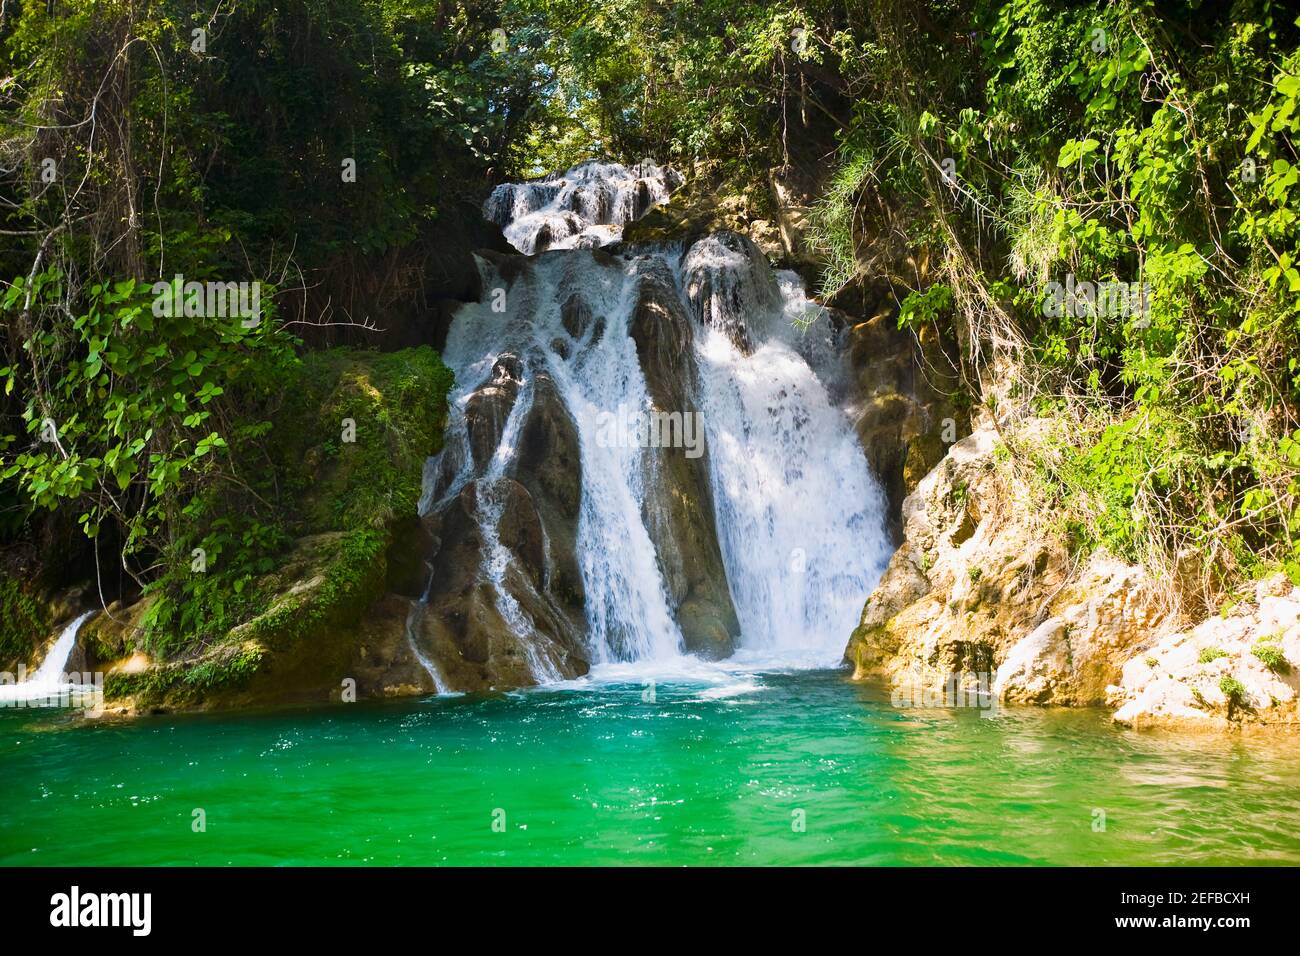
[0,610,95,704]
[410,160,894,689]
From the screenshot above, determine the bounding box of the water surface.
[2,670,1297,866]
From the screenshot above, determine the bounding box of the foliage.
[1251,637,1291,673]
[803,0,1300,611]
[0,0,480,653]
[0,577,52,667]
[513,0,852,175]
[0,273,295,579]
[1219,675,1247,706]
[136,347,451,659]
[6,0,1300,660]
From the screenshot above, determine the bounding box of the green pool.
[3,669,1298,866]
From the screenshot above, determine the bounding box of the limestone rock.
[847,311,964,539]
[417,365,590,690]
[846,424,1168,707]
[1109,577,1300,730]
[464,353,523,470]
[681,231,782,353]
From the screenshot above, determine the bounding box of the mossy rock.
[104,528,393,712]
[0,577,53,671]
[99,346,454,713]
[279,347,453,534]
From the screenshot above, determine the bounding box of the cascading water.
[412,159,894,689]
[0,610,95,704]
[485,160,681,254]
[689,266,894,666]
[423,247,688,677]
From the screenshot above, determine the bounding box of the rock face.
[768,164,820,268]
[1108,575,1300,730]
[86,530,439,717]
[845,309,966,541]
[845,424,1170,706]
[416,361,591,689]
[681,231,783,354]
[845,419,1300,732]
[628,258,740,657]
[623,164,783,259]
[464,353,523,469]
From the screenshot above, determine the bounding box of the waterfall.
[689,269,894,666]
[0,610,95,704]
[413,160,894,688]
[425,248,687,673]
[484,160,681,254]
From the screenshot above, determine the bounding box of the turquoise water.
[2,669,1298,865]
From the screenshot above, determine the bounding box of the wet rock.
[490,161,678,255]
[629,260,740,657]
[386,514,436,598]
[348,594,440,698]
[561,293,593,338]
[494,480,547,588]
[464,353,523,470]
[530,212,586,254]
[416,368,589,690]
[681,231,782,353]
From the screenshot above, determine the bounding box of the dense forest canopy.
[2,0,1299,661]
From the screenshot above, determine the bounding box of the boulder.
[681,231,782,353]
[628,259,741,657]
[416,366,590,689]
[1108,575,1300,730]
[464,353,523,470]
[846,424,1169,707]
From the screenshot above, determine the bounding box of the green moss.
[103,667,183,709]
[1198,647,1228,664]
[240,529,389,652]
[182,645,267,690]
[97,346,453,711]
[951,480,969,507]
[281,347,453,535]
[0,577,52,669]
[104,643,267,711]
[139,347,450,654]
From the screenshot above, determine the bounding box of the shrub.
[1251,640,1291,675]
[1219,676,1247,707]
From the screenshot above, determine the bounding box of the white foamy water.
[686,255,894,666]
[428,250,688,671]
[0,610,95,704]
[419,160,894,689]
[484,160,680,254]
